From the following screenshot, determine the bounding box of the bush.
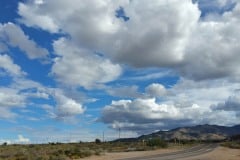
[95,139,101,144]
[222,142,240,149]
[2,142,7,146]
[146,138,168,148]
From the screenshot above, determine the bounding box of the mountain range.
[118,124,240,142]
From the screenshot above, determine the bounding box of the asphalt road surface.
[119,143,218,160]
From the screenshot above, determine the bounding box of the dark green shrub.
[2,142,7,146]
[146,138,168,148]
[95,138,101,144]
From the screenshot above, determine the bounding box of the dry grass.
[221,141,240,149]
[1,140,225,160]
[0,141,169,160]
[0,143,101,160]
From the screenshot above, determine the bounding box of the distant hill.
[116,124,240,142]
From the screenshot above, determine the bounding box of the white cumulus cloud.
[101,78,240,133]
[0,54,25,77]
[51,38,122,89]
[53,89,85,117]
[17,0,200,67]
[17,0,240,82]
[17,135,30,144]
[0,23,49,59]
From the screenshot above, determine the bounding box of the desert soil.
[181,146,240,160]
[79,146,240,160]
[79,148,180,160]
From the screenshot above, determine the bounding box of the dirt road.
[81,144,240,160]
[118,144,218,160]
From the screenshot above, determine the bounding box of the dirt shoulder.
[79,148,181,160]
[181,146,240,160]
[79,146,240,160]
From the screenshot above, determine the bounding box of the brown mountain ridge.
[117,124,240,142]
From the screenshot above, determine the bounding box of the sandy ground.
[80,148,180,160]
[79,146,240,160]
[181,147,240,160]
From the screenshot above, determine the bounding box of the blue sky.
[0,0,240,144]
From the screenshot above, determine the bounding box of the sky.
[0,0,240,144]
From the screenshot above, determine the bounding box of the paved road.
[118,143,218,160]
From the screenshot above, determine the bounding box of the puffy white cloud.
[102,98,181,122]
[0,58,48,120]
[17,0,240,82]
[101,79,240,133]
[179,3,240,80]
[0,74,85,120]
[0,87,26,108]
[52,89,85,117]
[0,82,48,120]
[0,24,85,121]
[145,83,166,97]
[164,78,240,116]
[0,84,31,120]
[101,98,209,133]
[17,135,30,144]
[0,23,49,59]
[18,0,125,33]
[38,87,85,120]
[107,0,200,67]
[51,38,122,89]
[102,97,239,133]
[18,2,59,33]
[17,0,200,67]
[0,85,85,121]
[0,135,30,144]
[0,54,25,77]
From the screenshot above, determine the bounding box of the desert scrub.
[146,138,168,148]
[0,143,100,160]
[222,142,240,149]
[0,141,170,159]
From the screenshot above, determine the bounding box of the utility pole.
[119,128,121,140]
[102,131,105,142]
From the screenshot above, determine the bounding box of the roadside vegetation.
[0,142,101,160]
[222,141,240,149]
[1,137,236,160]
[146,138,168,148]
[222,134,240,149]
[0,139,169,160]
